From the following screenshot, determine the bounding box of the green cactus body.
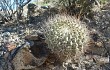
[43,14,90,60]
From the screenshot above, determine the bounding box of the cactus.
[43,14,90,60]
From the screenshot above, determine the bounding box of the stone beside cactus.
[43,14,90,60]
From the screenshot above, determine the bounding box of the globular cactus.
[43,14,90,60]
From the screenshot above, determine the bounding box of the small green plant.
[42,0,95,17]
[43,14,90,60]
